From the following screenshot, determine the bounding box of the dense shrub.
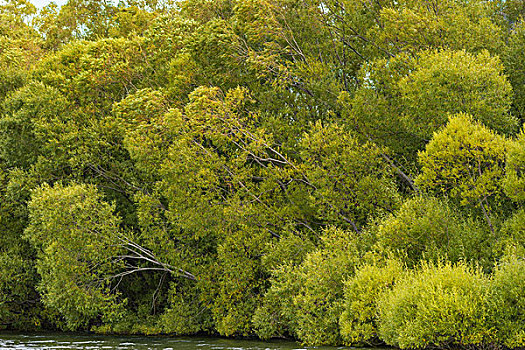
[378,262,490,349]
[503,130,525,202]
[487,255,525,348]
[416,114,508,213]
[339,258,404,346]
[159,283,213,335]
[399,50,515,139]
[252,232,316,340]
[252,262,302,341]
[375,196,494,269]
[496,209,525,255]
[254,227,362,345]
[25,183,126,331]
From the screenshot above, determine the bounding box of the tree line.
[1,0,525,348]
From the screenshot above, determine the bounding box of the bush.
[399,50,515,139]
[503,130,525,202]
[159,282,213,335]
[487,254,525,348]
[375,197,454,266]
[375,196,494,269]
[254,227,362,345]
[339,258,404,346]
[25,183,126,331]
[378,262,490,349]
[496,209,525,256]
[252,263,301,340]
[253,232,316,340]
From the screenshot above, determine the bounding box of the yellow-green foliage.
[339,258,404,346]
[348,53,423,158]
[291,227,364,346]
[25,183,126,331]
[206,227,270,337]
[299,121,400,231]
[252,231,316,339]
[374,196,494,269]
[0,82,71,170]
[372,0,503,55]
[255,227,362,345]
[4,0,525,345]
[375,197,460,265]
[399,50,515,139]
[496,209,525,255]
[348,47,514,161]
[488,254,525,348]
[378,262,491,349]
[503,129,525,202]
[252,262,301,341]
[34,38,149,111]
[417,113,507,207]
[0,0,41,100]
[504,20,525,119]
[159,283,213,335]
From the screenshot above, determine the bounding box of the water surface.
[0,333,358,350]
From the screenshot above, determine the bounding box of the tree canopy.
[1,0,525,348]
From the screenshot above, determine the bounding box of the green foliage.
[0,252,41,329]
[375,197,458,265]
[399,50,515,139]
[339,258,404,346]
[3,0,525,346]
[33,0,162,48]
[0,82,70,168]
[252,263,300,340]
[372,0,503,55]
[25,183,126,330]
[378,262,491,349]
[206,226,270,337]
[255,227,363,345]
[503,129,525,202]
[159,282,213,335]
[497,209,525,255]
[416,114,507,210]
[290,227,361,345]
[347,53,422,158]
[349,49,514,162]
[493,0,525,29]
[374,196,495,269]
[35,38,149,110]
[252,231,315,339]
[488,254,525,348]
[0,0,42,101]
[0,164,43,330]
[299,121,400,231]
[504,20,525,119]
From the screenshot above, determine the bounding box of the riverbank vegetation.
[1,0,525,348]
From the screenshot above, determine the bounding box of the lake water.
[0,333,357,350]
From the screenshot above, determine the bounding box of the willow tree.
[25,183,197,331]
[416,114,508,233]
